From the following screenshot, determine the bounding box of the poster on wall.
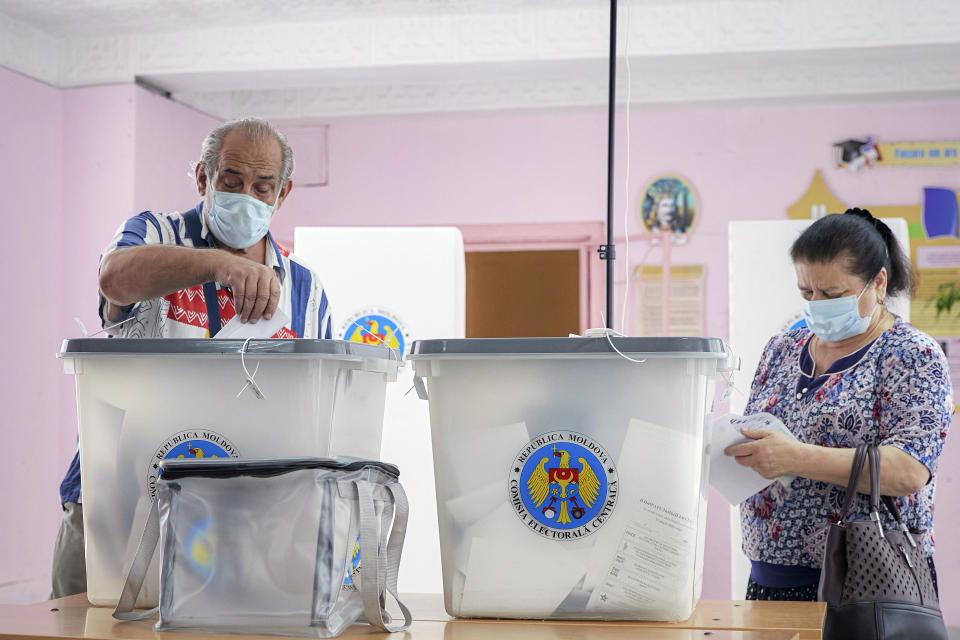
[634,265,704,337]
[833,138,960,171]
[640,176,697,235]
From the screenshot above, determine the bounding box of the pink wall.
[59,84,137,355]
[133,89,217,212]
[0,71,219,603]
[276,98,960,615]
[0,66,64,603]
[270,110,609,243]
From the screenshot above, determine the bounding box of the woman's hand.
[723,428,805,479]
[725,432,931,495]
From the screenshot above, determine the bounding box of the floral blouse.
[740,318,953,566]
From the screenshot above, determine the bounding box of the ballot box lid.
[59,338,396,360]
[409,336,727,359]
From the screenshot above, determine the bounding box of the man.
[51,117,332,598]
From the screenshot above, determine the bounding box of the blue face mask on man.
[800,281,875,343]
[206,181,283,250]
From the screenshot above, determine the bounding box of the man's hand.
[213,253,281,323]
[723,428,804,480]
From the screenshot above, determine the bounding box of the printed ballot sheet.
[585,497,697,618]
[709,412,796,505]
[583,418,702,619]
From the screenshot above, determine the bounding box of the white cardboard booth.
[294,226,466,594]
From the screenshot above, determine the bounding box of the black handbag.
[819,444,946,640]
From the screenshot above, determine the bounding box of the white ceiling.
[0,0,585,36]
[2,0,960,120]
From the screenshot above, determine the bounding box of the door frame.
[457,222,605,334]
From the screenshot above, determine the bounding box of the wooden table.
[0,594,824,640]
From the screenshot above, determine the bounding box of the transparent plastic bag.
[113,457,410,637]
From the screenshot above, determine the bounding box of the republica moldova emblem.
[340,307,407,354]
[509,431,618,540]
[148,429,240,499]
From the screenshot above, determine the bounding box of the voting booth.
[410,336,737,621]
[59,338,399,607]
[727,218,910,596]
[294,226,466,594]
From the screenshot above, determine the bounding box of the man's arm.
[99,245,281,323]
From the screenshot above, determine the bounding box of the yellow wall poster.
[834,138,960,171]
[634,265,704,337]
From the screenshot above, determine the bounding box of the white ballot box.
[410,336,737,621]
[294,226,465,594]
[59,338,398,607]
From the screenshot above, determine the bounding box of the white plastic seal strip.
[579,323,648,365]
[236,337,265,399]
[718,343,742,402]
[75,314,137,338]
[575,326,743,403]
[576,311,648,365]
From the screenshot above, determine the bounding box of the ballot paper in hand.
[709,412,797,505]
[213,307,289,340]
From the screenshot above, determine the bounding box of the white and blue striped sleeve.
[98,211,169,328]
[318,286,332,340]
[100,211,169,259]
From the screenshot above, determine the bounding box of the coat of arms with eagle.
[510,431,618,539]
[527,445,602,523]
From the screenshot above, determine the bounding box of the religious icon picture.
[640,175,697,235]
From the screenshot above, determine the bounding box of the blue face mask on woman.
[801,282,874,342]
[206,184,282,250]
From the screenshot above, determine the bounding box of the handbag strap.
[871,446,921,548]
[882,494,903,521]
[836,444,909,525]
[866,445,919,543]
[357,479,412,634]
[112,499,161,621]
[839,444,869,522]
[867,444,882,514]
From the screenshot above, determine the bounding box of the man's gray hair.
[199,117,294,186]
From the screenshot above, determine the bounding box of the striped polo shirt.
[98,203,332,339]
[60,203,332,503]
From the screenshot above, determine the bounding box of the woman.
[725,208,952,601]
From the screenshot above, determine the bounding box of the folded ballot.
[709,412,797,505]
[213,307,290,340]
[460,529,589,617]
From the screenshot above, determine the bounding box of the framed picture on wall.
[640,175,698,235]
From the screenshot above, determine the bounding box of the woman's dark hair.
[790,207,915,297]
